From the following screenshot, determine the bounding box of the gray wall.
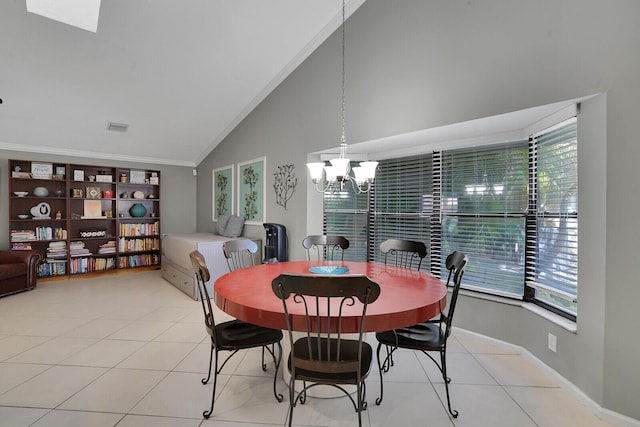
[1,151,197,249]
[196,0,639,421]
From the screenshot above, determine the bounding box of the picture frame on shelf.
[96,174,112,183]
[55,166,66,177]
[213,164,234,221]
[86,187,101,199]
[82,200,104,218]
[71,188,84,198]
[31,162,53,179]
[130,170,146,184]
[237,157,266,225]
[74,170,84,181]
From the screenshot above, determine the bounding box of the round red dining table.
[213,260,448,332]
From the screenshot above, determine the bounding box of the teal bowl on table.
[308,266,350,275]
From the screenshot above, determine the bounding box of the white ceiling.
[0,0,365,167]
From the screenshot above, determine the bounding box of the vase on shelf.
[129,203,147,218]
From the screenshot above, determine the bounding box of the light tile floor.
[0,271,612,427]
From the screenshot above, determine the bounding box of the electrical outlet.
[548,332,557,352]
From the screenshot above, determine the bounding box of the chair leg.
[267,342,284,402]
[375,341,393,405]
[201,341,214,384]
[440,349,458,418]
[287,376,296,427]
[203,347,220,419]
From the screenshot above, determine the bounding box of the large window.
[323,118,578,319]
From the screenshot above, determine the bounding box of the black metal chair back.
[223,238,258,271]
[302,235,349,261]
[189,250,283,419]
[380,238,427,270]
[272,273,380,427]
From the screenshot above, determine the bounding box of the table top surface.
[213,260,447,332]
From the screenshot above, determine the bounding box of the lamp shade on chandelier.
[307,0,377,194]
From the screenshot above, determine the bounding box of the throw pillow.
[223,215,245,238]
[215,214,230,235]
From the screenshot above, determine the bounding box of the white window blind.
[368,155,434,267]
[440,141,529,297]
[323,170,369,261]
[526,117,578,317]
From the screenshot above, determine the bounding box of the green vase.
[129,203,147,217]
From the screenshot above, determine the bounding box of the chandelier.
[307,0,378,194]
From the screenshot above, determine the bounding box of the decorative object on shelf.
[55,190,64,197]
[96,174,112,182]
[273,164,297,210]
[33,186,49,197]
[88,175,96,182]
[55,166,66,177]
[306,0,377,195]
[129,203,147,217]
[31,162,53,179]
[80,230,107,238]
[74,169,84,181]
[86,187,101,199]
[12,171,31,178]
[130,170,146,184]
[55,210,62,219]
[147,194,155,199]
[150,172,159,185]
[150,212,157,218]
[13,191,28,197]
[71,188,84,198]
[132,190,145,199]
[103,189,113,199]
[18,214,29,219]
[120,192,128,198]
[83,200,104,218]
[30,202,51,219]
[238,157,266,225]
[105,210,113,218]
[120,173,127,183]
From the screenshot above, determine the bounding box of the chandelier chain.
[341,0,346,145]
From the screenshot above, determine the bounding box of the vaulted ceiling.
[0,0,364,166]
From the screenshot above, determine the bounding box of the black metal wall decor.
[273,164,297,210]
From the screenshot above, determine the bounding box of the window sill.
[458,289,577,333]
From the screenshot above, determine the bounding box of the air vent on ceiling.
[107,122,129,132]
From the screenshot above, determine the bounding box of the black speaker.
[263,223,287,263]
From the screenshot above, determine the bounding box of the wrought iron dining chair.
[375,251,468,418]
[272,272,381,427]
[380,238,427,270]
[189,250,283,419]
[302,235,350,261]
[223,238,259,271]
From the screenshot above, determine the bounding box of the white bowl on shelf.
[18,214,29,219]
[13,191,28,197]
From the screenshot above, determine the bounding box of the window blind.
[323,169,369,261]
[526,117,578,316]
[368,155,434,268]
[440,141,529,296]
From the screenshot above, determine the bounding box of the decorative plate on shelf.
[308,266,350,275]
[132,190,145,199]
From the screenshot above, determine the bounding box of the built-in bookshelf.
[8,160,161,278]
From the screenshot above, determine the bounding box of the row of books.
[118,237,160,253]
[11,227,67,241]
[70,256,117,274]
[119,222,159,237]
[118,254,160,268]
[38,259,66,277]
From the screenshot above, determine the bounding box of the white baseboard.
[453,327,640,427]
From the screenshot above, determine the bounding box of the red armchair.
[0,250,41,297]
